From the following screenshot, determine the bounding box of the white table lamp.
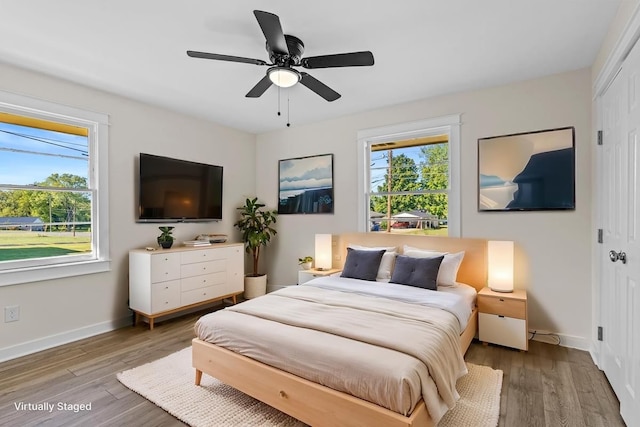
[315,234,332,270]
[488,240,514,293]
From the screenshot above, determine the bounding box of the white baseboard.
[529,330,589,351]
[0,315,132,363]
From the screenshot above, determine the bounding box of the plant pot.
[244,274,267,299]
[157,238,173,249]
[300,262,312,270]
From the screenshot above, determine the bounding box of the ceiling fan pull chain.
[286,95,291,127]
[277,85,281,116]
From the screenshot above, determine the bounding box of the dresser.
[478,287,528,351]
[129,243,244,329]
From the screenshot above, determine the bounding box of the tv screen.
[478,126,575,211]
[138,153,223,222]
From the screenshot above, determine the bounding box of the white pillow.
[403,245,446,257]
[403,248,465,287]
[347,244,397,281]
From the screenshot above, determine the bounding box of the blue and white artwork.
[478,127,575,211]
[278,154,334,214]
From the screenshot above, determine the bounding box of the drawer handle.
[499,298,504,301]
[279,390,287,399]
[164,258,168,261]
[165,286,169,290]
[498,315,505,318]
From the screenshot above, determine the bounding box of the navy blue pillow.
[340,248,386,281]
[390,255,444,290]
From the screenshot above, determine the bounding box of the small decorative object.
[278,154,334,214]
[234,197,278,298]
[157,226,175,249]
[298,256,313,270]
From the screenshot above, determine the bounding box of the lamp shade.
[315,234,332,270]
[488,240,514,293]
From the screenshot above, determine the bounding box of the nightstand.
[478,287,528,351]
[298,268,342,285]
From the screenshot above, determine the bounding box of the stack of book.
[182,240,212,247]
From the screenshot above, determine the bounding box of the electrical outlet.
[4,305,20,323]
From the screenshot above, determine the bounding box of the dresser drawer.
[181,259,225,278]
[181,249,224,265]
[150,253,181,282]
[181,285,223,306]
[479,313,527,350]
[150,280,181,313]
[478,295,526,319]
[181,272,226,292]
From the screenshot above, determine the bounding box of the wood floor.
[0,310,626,427]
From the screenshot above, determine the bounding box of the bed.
[192,233,488,427]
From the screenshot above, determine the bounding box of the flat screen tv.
[478,126,575,211]
[137,153,223,222]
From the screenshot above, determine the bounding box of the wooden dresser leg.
[134,312,139,327]
[232,295,237,304]
[482,342,488,346]
[195,369,203,386]
[149,318,154,330]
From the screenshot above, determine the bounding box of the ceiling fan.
[187,10,374,102]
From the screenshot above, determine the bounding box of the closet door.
[600,37,640,427]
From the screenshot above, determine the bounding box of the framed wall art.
[478,126,575,211]
[278,153,334,214]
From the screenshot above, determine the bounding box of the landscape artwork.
[478,127,575,211]
[278,154,334,214]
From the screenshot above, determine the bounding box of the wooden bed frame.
[193,234,487,427]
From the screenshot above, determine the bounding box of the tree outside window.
[369,138,449,235]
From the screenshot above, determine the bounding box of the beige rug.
[117,347,502,427]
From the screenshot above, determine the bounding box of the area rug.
[117,347,502,427]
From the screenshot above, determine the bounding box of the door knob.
[609,250,627,264]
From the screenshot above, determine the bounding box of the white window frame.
[0,90,110,286]
[356,114,461,237]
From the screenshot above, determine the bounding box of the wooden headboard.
[333,233,488,291]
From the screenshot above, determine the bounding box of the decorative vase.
[157,238,173,249]
[301,262,312,270]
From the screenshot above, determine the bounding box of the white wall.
[0,62,256,360]
[257,68,592,349]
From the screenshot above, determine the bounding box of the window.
[0,91,109,285]
[357,115,461,237]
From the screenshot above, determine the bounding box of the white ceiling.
[0,1,621,134]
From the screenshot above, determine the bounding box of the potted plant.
[234,197,277,298]
[157,226,175,249]
[298,256,313,270]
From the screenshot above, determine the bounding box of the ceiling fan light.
[268,67,300,88]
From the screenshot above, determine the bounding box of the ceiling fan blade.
[302,51,374,69]
[299,72,341,102]
[187,51,267,66]
[246,75,273,98]
[253,10,289,55]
